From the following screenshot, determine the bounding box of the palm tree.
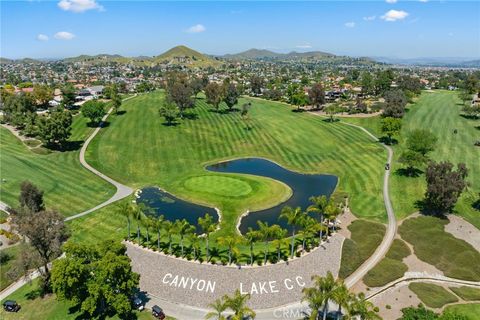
[298,215,318,251]
[348,293,381,320]
[205,298,227,320]
[307,195,328,243]
[175,219,195,257]
[132,205,143,244]
[270,225,288,262]
[162,220,175,253]
[302,285,324,320]
[155,215,165,251]
[244,228,258,265]
[143,215,155,245]
[311,271,341,320]
[324,199,341,233]
[217,235,242,265]
[188,233,200,260]
[332,281,353,320]
[280,206,304,258]
[257,221,272,264]
[198,213,218,262]
[116,202,132,240]
[223,289,256,320]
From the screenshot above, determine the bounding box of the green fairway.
[339,219,386,279]
[86,91,386,235]
[444,303,480,319]
[0,113,115,216]
[344,91,480,228]
[399,216,480,281]
[409,282,459,308]
[363,239,410,287]
[450,287,480,301]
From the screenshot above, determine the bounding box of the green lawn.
[399,216,480,281]
[363,239,410,287]
[0,243,34,291]
[0,279,153,320]
[85,91,386,236]
[450,287,480,301]
[0,113,115,216]
[339,219,386,279]
[344,91,480,228]
[444,303,480,320]
[409,282,458,308]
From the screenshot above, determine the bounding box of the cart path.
[65,94,137,221]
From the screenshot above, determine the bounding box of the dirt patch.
[445,215,480,251]
[371,284,421,320]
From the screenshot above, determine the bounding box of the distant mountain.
[61,54,131,64]
[152,45,221,67]
[223,48,335,60]
[0,57,41,64]
[371,56,480,67]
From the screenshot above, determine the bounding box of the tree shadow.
[24,286,43,300]
[45,140,83,152]
[291,108,306,113]
[87,121,110,128]
[321,118,340,123]
[475,126,480,131]
[460,114,479,120]
[414,199,450,220]
[395,167,423,178]
[379,136,398,145]
[161,121,180,127]
[182,111,198,120]
[115,110,127,116]
[473,198,480,211]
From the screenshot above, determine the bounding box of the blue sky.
[1,1,479,59]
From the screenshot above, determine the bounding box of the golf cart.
[3,300,20,312]
[152,305,166,319]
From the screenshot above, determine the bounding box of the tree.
[33,85,53,108]
[155,215,165,252]
[205,298,227,320]
[191,76,205,100]
[380,117,402,144]
[462,104,480,119]
[116,202,132,240]
[222,289,256,320]
[325,104,341,122]
[361,72,375,96]
[159,101,180,125]
[51,241,140,319]
[399,150,427,176]
[270,225,288,262]
[280,206,304,258]
[19,180,44,212]
[13,209,67,292]
[163,220,175,253]
[459,91,472,106]
[375,70,394,95]
[303,271,341,320]
[198,213,217,261]
[383,89,407,118]
[308,195,328,243]
[250,75,264,96]
[217,235,241,264]
[111,84,122,114]
[205,82,224,111]
[308,83,326,110]
[332,284,354,320]
[81,100,106,125]
[223,82,240,111]
[165,72,194,115]
[407,129,438,156]
[244,228,258,265]
[257,221,273,264]
[174,219,195,257]
[349,292,381,320]
[399,304,468,320]
[188,232,201,260]
[37,109,72,148]
[241,102,253,130]
[464,74,479,94]
[132,205,143,243]
[397,75,423,95]
[424,161,468,213]
[61,83,76,108]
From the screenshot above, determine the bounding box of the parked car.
[3,300,20,312]
[385,163,390,170]
[132,297,144,311]
[152,305,166,319]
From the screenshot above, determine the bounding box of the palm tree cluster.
[206,289,256,320]
[302,272,380,320]
[119,194,343,265]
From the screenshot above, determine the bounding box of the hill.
[222,48,335,60]
[223,49,283,60]
[153,45,222,67]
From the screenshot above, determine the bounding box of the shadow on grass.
[414,200,451,220]
[460,114,480,120]
[475,126,480,131]
[182,111,198,120]
[87,121,110,128]
[395,167,423,178]
[291,108,306,113]
[114,110,127,116]
[24,287,43,300]
[473,198,480,211]
[161,121,180,127]
[379,136,398,145]
[321,118,340,123]
[44,140,83,152]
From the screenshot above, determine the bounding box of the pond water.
[136,158,337,234]
[136,187,219,233]
[207,158,338,233]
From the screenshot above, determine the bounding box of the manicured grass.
[86,91,386,236]
[0,279,153,320]
[409,282,458,308]
[0,243,34,291]
[0,114,115,216]
[399,216,480,281]
[343,91,480,228]
[450,287,480,301]
[363,239,410,287]
[339,219,386,279]
[444,303,480,319]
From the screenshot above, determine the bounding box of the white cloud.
[296,44,312,49]
[386,0,398,3]
[381,10,409,22]
[37,34,49,41]
[54,31,75,40]
[186,24,206,33]
[344,22,356,28]
[58,0,103,13]
[363,16,376,21]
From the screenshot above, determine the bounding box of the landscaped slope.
[0,114,115,216]
[86,91,386,235]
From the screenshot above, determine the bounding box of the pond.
[136,158,338,234]
[207,158,338,233]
